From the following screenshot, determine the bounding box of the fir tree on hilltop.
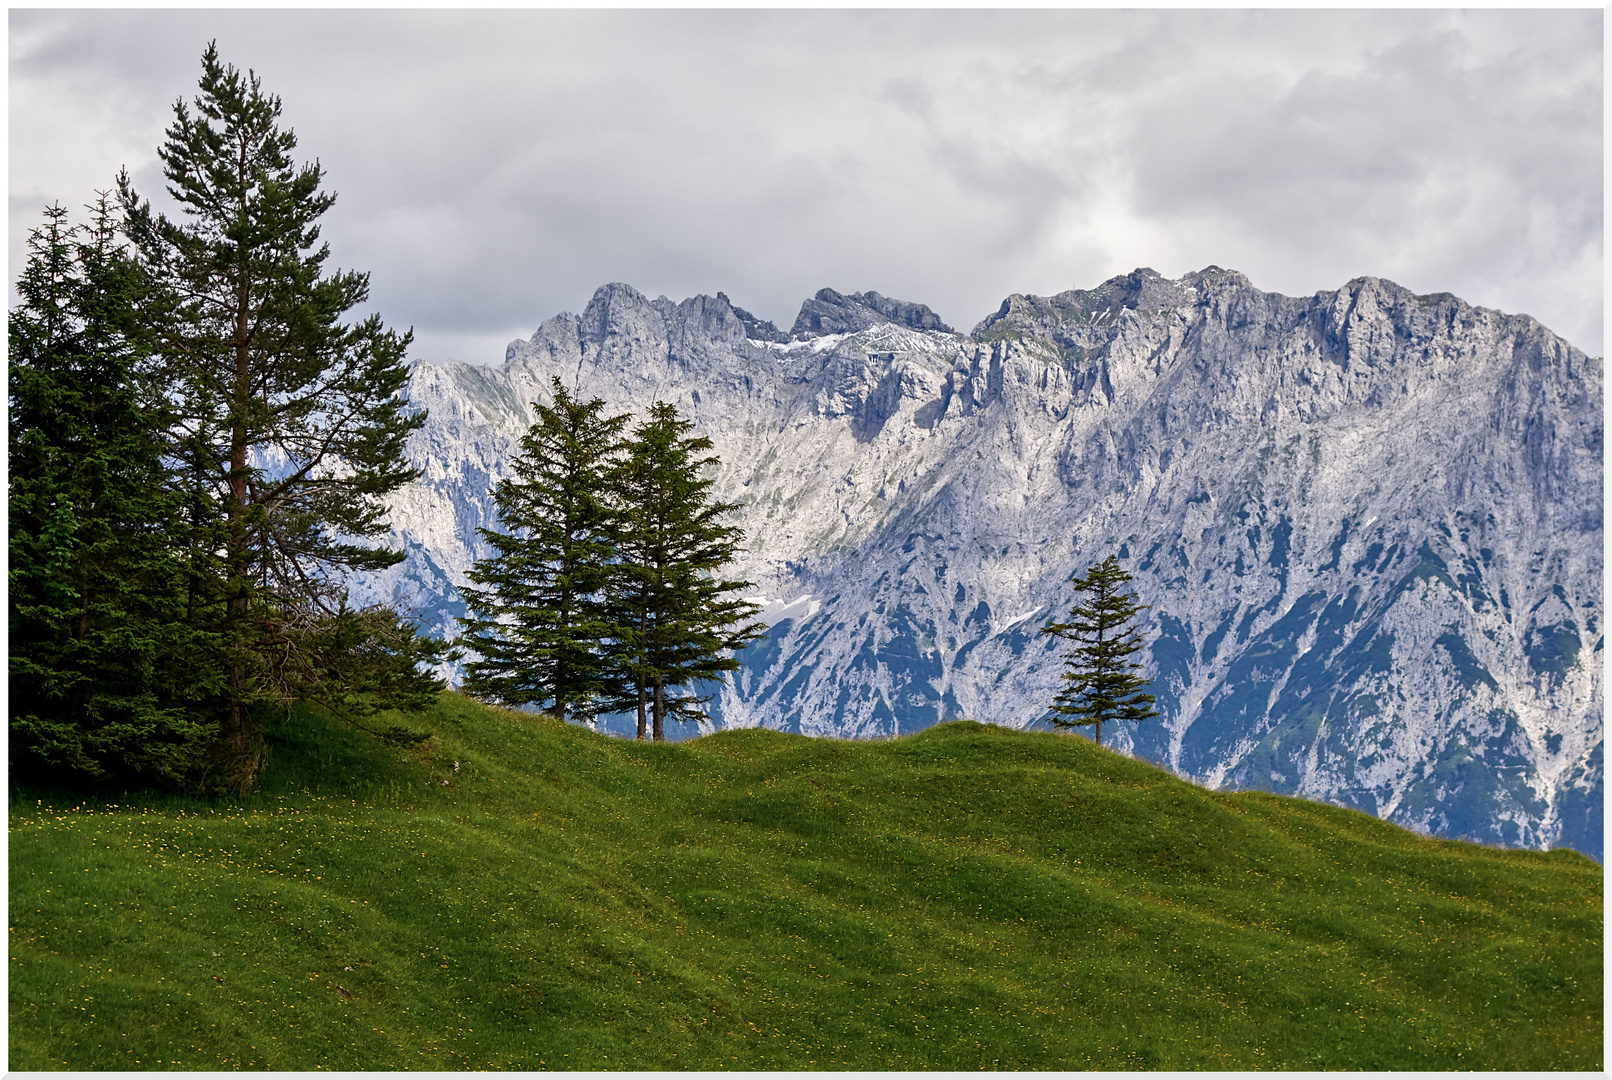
[605,402,766,741]
[1039,555,1159,747]
[461,378,630,724]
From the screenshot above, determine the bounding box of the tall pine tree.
[460,379,629,723]
[9,199,221,785]
[119,44,443,791]
[606,402,764,742]
[1038,555,1159,747]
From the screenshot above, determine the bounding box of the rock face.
[350,268,1604,859]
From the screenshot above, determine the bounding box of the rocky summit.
[349,268,1604,859]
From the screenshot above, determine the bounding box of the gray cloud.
[1114,12,1601,338]
[9,9,1602,359]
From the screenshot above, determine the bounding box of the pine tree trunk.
[653,678,665,742]
[636,677,647,740]
[218,696,262,795]
[1095,719,1102,747]
[221,278,260,794]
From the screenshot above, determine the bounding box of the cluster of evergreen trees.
[12,44,767,793]
[10,45,449,794]
[459,383,764,742]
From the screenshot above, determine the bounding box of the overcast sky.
[9,8,1604,362]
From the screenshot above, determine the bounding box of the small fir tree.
[460,379,630,723]
[605,402,765,741]
[9,199,222,784]
[1039,555,1159,746]
[264,599,450,747]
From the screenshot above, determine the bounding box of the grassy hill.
[9,693,1602,1070]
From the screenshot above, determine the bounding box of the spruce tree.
[1038,555,1159,746]
[118,44,442,791]
[460,379,629,723]
[9,199,221,784]
[605,402,764,741]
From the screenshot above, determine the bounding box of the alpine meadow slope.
[348,268,1603,859]
[8,698,1602,1070]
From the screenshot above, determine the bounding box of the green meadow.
[9,693,1602,1070]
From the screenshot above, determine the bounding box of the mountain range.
[347,267,1603,859]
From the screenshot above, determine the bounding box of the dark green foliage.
[606,402,765,741]
[264,600,455,731]
[9,200,222,785]
[1040,554,1159,745]
[115,44,439,790]
[461,379,629,723]
[460,395,761,741]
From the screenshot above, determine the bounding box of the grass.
[9,692,1602,1070]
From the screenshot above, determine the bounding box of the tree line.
[10,46,455,794]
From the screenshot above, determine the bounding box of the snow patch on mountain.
[750,595,822,627]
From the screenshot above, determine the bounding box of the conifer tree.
[605,402,765,741]
[460,379,629,723]
[118,44,443,791]
[9,199,221,784]
[1038,555,1159,746]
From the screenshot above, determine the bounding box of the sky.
[9,8,1604,363]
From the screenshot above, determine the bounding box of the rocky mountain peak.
[1175,264,1252,291]
[973,266,1210,340]
[578,281,653,333]
[791,287,955,338]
